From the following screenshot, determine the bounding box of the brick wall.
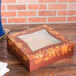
[1,0,76,24]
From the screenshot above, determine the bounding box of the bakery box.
[7,25,74,72]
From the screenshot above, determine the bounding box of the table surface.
[0,23,76,76]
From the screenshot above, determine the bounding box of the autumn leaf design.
[8,40,13,45]
[43,54,50,61]
[27,55,36,59]
[12,33,19,36]
[23,55,29,61]
[35,51,44,58]
[11,38,15,42]
[16,42,23,48]
[61,45,68,54]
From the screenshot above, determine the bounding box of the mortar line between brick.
[5,5,7,10]
[2,9,76,12]
[6,18,8,23]
[36,11,38,17]
[66,3,68,23]
[2,22,66,24]
[2,15,76,18]
[2,2,76,4]
[26,17,28,24]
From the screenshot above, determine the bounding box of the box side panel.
[29,42,74,71]
[7,36,30,71]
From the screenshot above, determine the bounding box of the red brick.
[48,4,66,9]
[7,5,26,10]
[28,17,46,22]
[2,18,6,23]
[38,11,56,16]
[58,11,76,15]
[1,5,6,10]
[68,4,76,9]
[28,4,47,10]
[1,11,16,17]
[38,0,56,3]
[67,17,76,22]
[17,0,37,3]
[48,17,66,22]
[18,11,36,16]
[8,18,26,23]
[2,0,16,3]
[58,0,76,2]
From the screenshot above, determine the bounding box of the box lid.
[7,25,71,60]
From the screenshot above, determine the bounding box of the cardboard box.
[7,25,74,72]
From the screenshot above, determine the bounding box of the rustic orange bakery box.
[7,25,74,72]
